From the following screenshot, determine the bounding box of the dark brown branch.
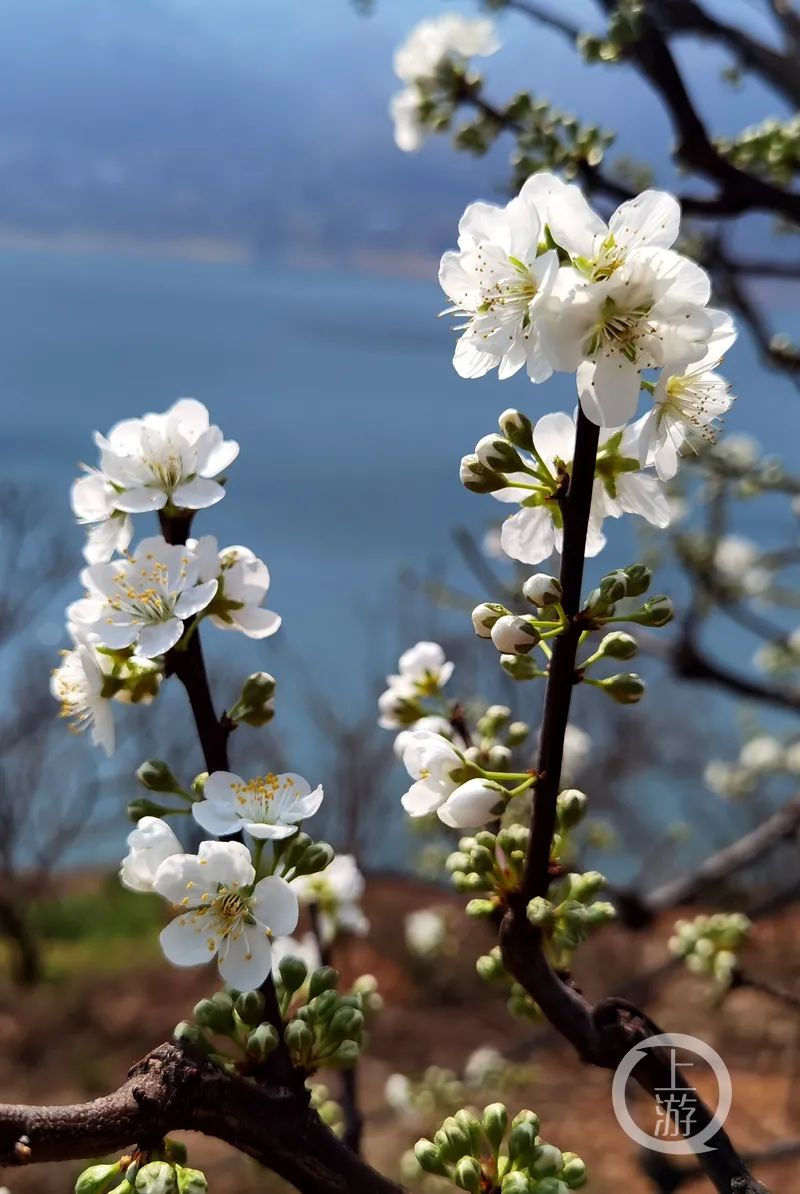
[505,0,581,42]
[498,408,768,1193]
[730,967,800,1011]
[0,1042,405,1194]
[671,631,800,713]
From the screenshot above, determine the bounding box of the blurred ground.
[0,874,798,1193]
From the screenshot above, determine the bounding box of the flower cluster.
[378,640,455,731]
[440,173,736,453]
[390,14,500,152]
[413,1104,587,1192]
[53,400,279,754]
[669,913,751,987]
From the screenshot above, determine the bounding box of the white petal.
[609,190,680,253]
[500,508,555,565]
[174,579,218,619]
[252,875,300,937]
[228,606,282,639]
[172,477,226,510]
[136,618,184,658]
[160,913,218,967]
[453,337,498,379]
[191,801,242,836]
[114,486,168,514]
[578,355,641,426]
[218,927,272,990]
[532,411,576,466]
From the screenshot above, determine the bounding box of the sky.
[0,0,792,268]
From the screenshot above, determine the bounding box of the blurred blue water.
[1,249,798,870]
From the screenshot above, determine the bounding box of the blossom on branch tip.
[68,535,217,658]
[400,730,504,828]
[192,770,323,840]
[292,854,369,944]
[153,840,299,990]
[378,640,454,728]
[50,642,115,754]
[120,816,182,893]
[189,536,281,639]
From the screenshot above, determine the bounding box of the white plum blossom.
[400,729,503,827]
[713,535,772,597]
[50,642,115,755]
[292,854,369,944]
[638,311,737,479]
[192,770,323,840]
[463,1046,505,1088]
[490,410,668,565]
[540,250,714,426]
[391,15,500,152]
[394,714,453,760]
[71,471,133,565]
[385,1073,413,1113]
[439,192,559,383]
[120,817,182,893]
[378,641,454,729]
[739,735,784,773]
[405,907,447,957]
[153,840,298,990]
[190,536,281,639]
[96,398,238,513]
[68,535,218,658]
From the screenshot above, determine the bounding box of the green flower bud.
[601,673,645,704]
[461,453,507,493]
[523,573,563,607]
[623,563,651,597]
[561,1154,588,1189]
[508,1121,537,1165]
[455,1156,482,1193]
[235,989,266,1026]
[136,759,183,794]
[476,952,505,982]
[506,720,530,747]
[638,595,674,627]
[511,1109,540,1132]
[500,653,547,681]
[499,408,536,452]
[75,1163,122,1194]
[466,898,496,918]
[526,897,553,926]
[472,602,510,638]
[414,1139,448,1176]
[309,966,339,998]
[284,1018,314,1059]
[531,1179,566,1194]
[441,1115,473,1161]
[477,705,512,736]
[163,1142,187,1166]
[475,433,524,474]
[556,789,587,829]
[531,1144,563,1177]
[599,570,628,603]
[191,772,208,797]
[295,843,335,876]
[329,1039,362,1067]
[501,1173,531,1194]
[126,797,173,823]
[597,631,637,660]
[329,1006,365,1041]
[135,1162,178,1194]
[175,1167,208,1194]
[278,954,309,994]
[483,1102,509,1151]
[173,1021,212,1054]
[241,671,276,703]
[454,1108,482,1151]
[246,1022,280,1060]
[193,997,234,1034]
[491,615,541,655]
[309,989,339,1021]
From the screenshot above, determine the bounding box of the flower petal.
[252,875,299,937]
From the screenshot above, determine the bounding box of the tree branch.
[0,1043,405,1194]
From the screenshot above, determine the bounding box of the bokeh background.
[1,2,799,1191]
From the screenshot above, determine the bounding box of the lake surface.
[1,249,797,871]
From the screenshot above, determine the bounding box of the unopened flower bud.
[294,842,335,877]
[637,595,674,627]
[175,1166,208,1194]
[278,954,309,994]
[526,896,553,926]
[508,1120,537,1164]
[491,615,540,655]
[501,653,546,681]
[329,1006,365,1041]
[531,1144,563,1177]
[460,454,506,493]
[126,797,172,822]
[476,952,505,981]
[482,1102,508,1150]
[193,996,234,1034]
[235,989,266,1027]
[241,671,276,703]
[75,1163,122,1194]
[173,1021,212,1054]
[414,1139,447,1176]
[511,1109,540,1132]
[523,573,563,607]
[557,789,587,828]
[597,631,637,660]
[454,1157,482,1192]
[477,704,512,735]
[309,966,339,998]
[329,1039,361,1067]
[284,1018,314,1060]
[475,433,524,474]
[443,779,505,828]
[506,720,529,746]
[472,601,509,638]
[561,1153,588,1188]
[500,1176,529,1194]
[136,759,183,794]
[624,563,652,597]
[601,673,645,704]
[135,1161,178,1194]
[499,408,536,452]
[599,570,628,603]
[246,1022,280,1061]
